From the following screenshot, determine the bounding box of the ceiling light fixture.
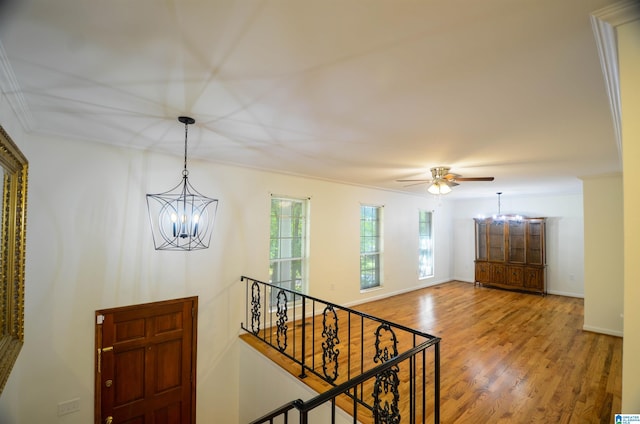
[146,116,219,251]
[427,167,453,195]
[427,180,452,195]
[491,192,522,221]
[397,166,493,196]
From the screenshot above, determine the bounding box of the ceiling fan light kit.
[397,166,495,196]
[427,181,452,195]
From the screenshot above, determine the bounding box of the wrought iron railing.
[240,276,441,423]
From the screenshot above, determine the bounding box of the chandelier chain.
[183,121,189,177]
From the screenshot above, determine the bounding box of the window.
[270,197,309,295]
[418,210,434,279]
[360,205,382,290]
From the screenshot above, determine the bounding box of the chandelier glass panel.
[146,117,219,251]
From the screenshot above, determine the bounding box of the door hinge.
[96,314,105,325]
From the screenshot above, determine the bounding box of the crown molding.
[592,0,640,26]
[590,0,640,162]
[0,41,35,132]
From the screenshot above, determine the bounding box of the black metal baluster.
[410,352,415,424]
[347,312,352,381]
[300,296,307,378]
[243,277,248,332]
[360,316,364,405]
[434,342,440,424]
[276,289,288,352]
[422,349,426,424]
[322,305,339,383]
[372,323,401,424]
[312,301,316,371]
[353,384,358,424]
[250,280,261,335]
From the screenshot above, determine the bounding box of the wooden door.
[95,297,197,424]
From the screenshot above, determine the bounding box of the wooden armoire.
[474,216,547,294]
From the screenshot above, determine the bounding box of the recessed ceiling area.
[0,0,623,198]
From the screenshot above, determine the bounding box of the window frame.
[360,204,383,290]
[269,195,310,296]
[418,209,434,279]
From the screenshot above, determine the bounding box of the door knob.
[105,416,113,424]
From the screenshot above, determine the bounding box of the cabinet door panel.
[475,262,490,283]
[507,266,524,287]
[491,264,507,284]
[526,221,545,265]
[475,221,488,261]
[488,221,505,261]
[524,267,543,290]
[508,221,526,263]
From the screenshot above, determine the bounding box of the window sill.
[360,285,383,294]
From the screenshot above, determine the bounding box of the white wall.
[582,174,624,337]
[239,343,355,424]
[619,16,640,413]
[451,193,585,297]
[0,98,454,422]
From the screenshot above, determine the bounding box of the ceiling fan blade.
[443,173,459,180]
[454,177,495,182]
[445,181,459,187]
[402,181,430,187]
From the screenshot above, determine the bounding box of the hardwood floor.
[241,281,622,423]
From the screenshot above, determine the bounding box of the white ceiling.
[0,0,623,198]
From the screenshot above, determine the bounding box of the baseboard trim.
[344,280,585,309]
[343,278,453,309]
[547,289,584,298]
[583,325,623,338]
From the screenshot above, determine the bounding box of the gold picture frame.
[0,125,28,394]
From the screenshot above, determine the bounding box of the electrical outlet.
[57,398,80,416]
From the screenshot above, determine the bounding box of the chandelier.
[146,116,219,251]
[491,192,523,221]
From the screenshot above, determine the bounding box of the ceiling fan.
[397,166,494,195]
